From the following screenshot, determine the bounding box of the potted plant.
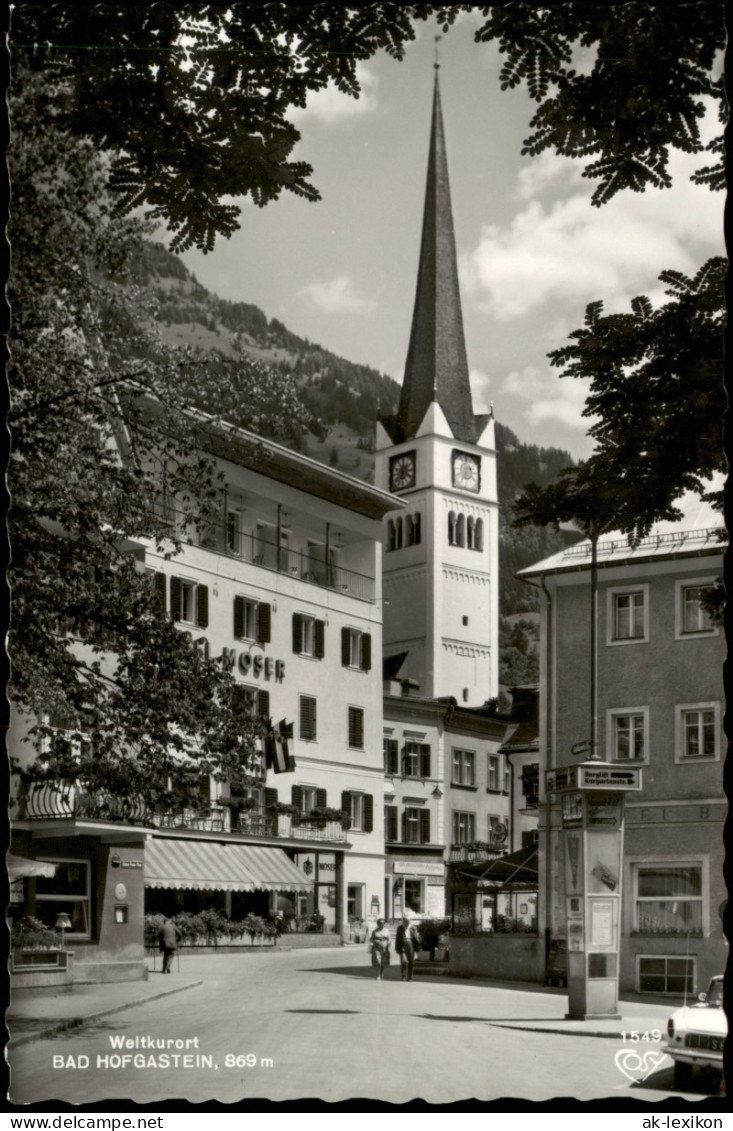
[10,915,69,975]
[308,805,351,830]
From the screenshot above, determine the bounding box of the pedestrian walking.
[157,916,181,974]
[395,915,420,981]
[369,917,391,980]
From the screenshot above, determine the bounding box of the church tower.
[375,70,498,704]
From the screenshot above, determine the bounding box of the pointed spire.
[397,70,475,443]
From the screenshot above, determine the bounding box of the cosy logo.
[614,1047,667,1084]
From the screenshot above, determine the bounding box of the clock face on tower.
[452,450,481,493]
[389,451,416,492]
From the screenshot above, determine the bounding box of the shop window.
[170,577,209,629]
[402,742,430,778]
[607,586,648,644]
[292,613,325,658]
[35,858,92,940]
[633,863,703,935]
[607,708,648,762]
[676,580,717,637]
[384,738,399,775]
[404,879,424,914]
[637,956,695,996]
[676,703,719,762]
[299,695,317,741]
[233,596,271,643]
[341,628,372,671]
[452,748,475,787]
[348,707,365,748]
[403,807,430,845]
[347,884,365,919]
[452,811,476,844]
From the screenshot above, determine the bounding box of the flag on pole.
[264,718,295,774]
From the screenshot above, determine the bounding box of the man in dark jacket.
[395,916,420,981]
[158,917,181,973]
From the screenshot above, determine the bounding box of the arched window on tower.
[467,516,475,548]
[456,514,466,548]
[408,512,421,546]
[394,517,404,550]
[387,519,396,553]
[474,518,484,552]
[448,511,457,546]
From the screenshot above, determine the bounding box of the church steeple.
[396,70,475,444]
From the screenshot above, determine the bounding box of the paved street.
[7,948,721,1106]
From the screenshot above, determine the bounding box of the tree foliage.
[10,3,724,252]
[8,64,307,803]
[513,257,726,541]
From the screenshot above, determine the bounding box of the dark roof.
[396,72,476,444]
[383,652,409,680]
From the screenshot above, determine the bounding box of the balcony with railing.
[17,779,150,825]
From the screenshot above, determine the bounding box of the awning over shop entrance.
[145,838,313,892]
[451,844,539,889]
[8,853,57,880]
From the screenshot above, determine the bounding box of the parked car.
[665,975,726,1091]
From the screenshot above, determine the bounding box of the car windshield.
[705,979,723,1007]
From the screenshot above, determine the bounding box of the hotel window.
[232,684,269,721]
[608,586,648,643]
[35,858,92,940]
[384,738,399,775]
[292,613,325,658]
[452,749,475,787]
[608,708,648,762]
[292,785,326,813]
[452,811,476,844]
[299,695,317,741]
[676,580,717,637]
[233,596,271,643]
[342,790,373,832]
[348,706,365,749]
[170,577,208,628]
[637,956,695,996]
[676,703,719,762]
[341,628,372,671]
[402,742,431,778]
[403,807,430,844]
[503,760,510,794]
[487,755,500,791]
[633,864,703,935]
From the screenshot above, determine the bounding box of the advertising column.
[550,763,641,1020]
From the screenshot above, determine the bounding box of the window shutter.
[420,810,430,844]
[385,739,399,775]
[234,596,245,638]
[341,790,351,813]
[316,788,327,808]
[292,785,303,809]
[401,810,407,842]
[196,584,209,628]
[264,787,278,809]
[257,690,270,718]
[386,805,398,842]
[361,633,372,672]
[420,745,431,778]
[153,571,167,612]
[341,627,350,666]
[315,620,325,659]
[364,794,373,833]
[170,576,182,621]
[257,602,271,644]
[300,697,316,740]
[401,746,408,776]
[292,613,302,653]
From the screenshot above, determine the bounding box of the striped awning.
[145,838,312,892]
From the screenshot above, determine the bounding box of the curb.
[491,1021,624,1040]
[8,980,203,1049]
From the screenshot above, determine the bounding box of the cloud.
[501,365,595,437]
[464,138,724,322]
[469,368,493,413]
[288,64,379,125]
[298,274,375,313]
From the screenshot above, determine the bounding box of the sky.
[181,13,724,461]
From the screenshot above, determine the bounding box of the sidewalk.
[7,949,674,1048]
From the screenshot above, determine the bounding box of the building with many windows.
[521,493,726,995]
[10,422,401,980]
